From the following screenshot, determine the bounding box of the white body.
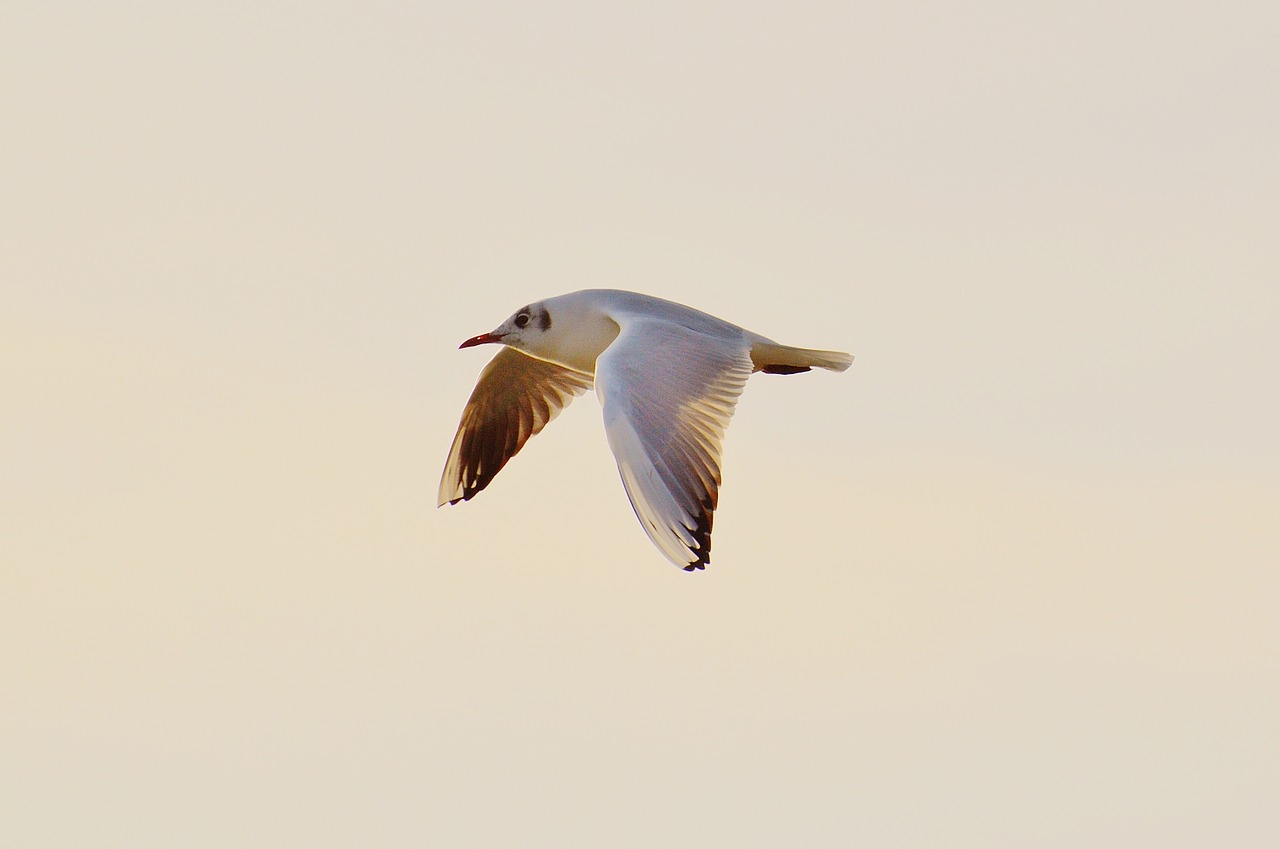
[439,290,853,570]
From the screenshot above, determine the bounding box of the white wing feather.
[595,319,753,570]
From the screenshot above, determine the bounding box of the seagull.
[438,289,853,571]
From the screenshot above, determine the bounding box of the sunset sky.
[3,2,1277,846]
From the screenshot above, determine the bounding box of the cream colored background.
[3,2,1277,846]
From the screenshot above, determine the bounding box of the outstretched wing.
[595,319,753,570]
[439,347,594,506]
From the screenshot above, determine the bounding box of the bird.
[438,289,853,571]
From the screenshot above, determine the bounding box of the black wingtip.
[681,503,713,571]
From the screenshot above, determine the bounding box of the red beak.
[459,332,504,349]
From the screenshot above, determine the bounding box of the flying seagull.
[438,289,852,570]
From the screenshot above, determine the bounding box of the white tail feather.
[749,340,853,373]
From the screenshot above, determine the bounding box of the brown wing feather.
[438,347,593,506]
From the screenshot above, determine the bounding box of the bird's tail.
[748,338,854,374]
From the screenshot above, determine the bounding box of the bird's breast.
[532,313,621,375]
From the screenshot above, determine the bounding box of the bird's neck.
[528,299,621,374]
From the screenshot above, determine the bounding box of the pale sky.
[3,2,1278,847]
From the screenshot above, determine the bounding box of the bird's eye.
[514,313,530,328]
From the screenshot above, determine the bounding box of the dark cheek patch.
[539,310,551,331]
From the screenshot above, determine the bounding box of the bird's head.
[459,301,553,354]
[457,291,618,374]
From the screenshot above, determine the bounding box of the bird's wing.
[595,319,753,570]
[439,346,594,506]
